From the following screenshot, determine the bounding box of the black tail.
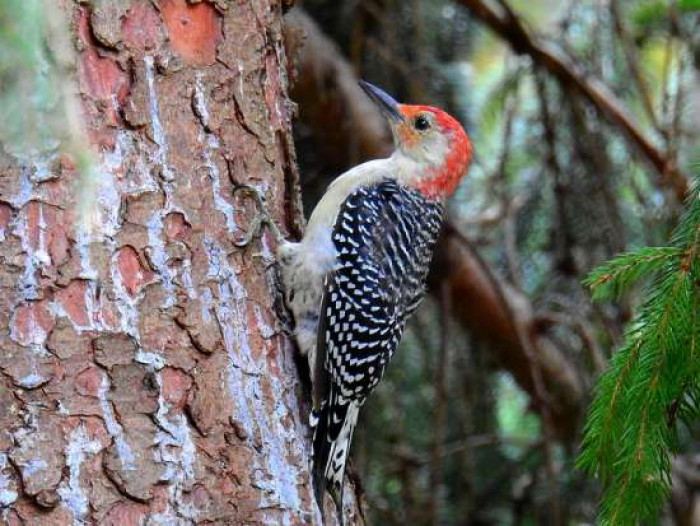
[311,386,359,526]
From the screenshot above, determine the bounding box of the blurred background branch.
[458,0,690,201]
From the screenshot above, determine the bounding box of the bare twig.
[365,37,414,79]
[465,441,543,525]
[609,0,660,130]
[664,1,687,184]
[536,311,607,375]
[510,298,562,526]
[534,72,576,275]
[495,81,524,288]
[592,0,605,76]
[567,94,626,256]
[349,3,366,69]
[660,11,675,143]
[395,434,542,463]
[428,283,451,526]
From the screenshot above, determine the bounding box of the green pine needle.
[585,246,683,301]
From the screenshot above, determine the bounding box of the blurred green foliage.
[0,0,63,154]
[633,0,700,29]
[0,0,95,222]
[496,374,540,460]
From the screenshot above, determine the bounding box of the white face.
[406,130,450,168]
[391,111,451,175]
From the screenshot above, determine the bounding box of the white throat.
[391,132,450,188]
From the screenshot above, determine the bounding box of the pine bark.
[0,1,360,524]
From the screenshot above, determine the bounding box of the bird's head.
[360,80,471,201]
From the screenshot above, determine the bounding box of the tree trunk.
[0,1,361,524]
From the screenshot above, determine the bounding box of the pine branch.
[585,246,683,301]
[578,175,700,525]
[600,267,694,524]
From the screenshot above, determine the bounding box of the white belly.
[277,227,336,367]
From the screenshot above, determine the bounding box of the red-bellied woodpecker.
[273,81,472,524]
[234,82,471,523]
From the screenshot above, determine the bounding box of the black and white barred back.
[312,179,444,523]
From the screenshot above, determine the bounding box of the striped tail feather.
[311,386,360,526]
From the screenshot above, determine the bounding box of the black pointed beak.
[359,80,404,123]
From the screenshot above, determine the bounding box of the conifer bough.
[578,175,700,525]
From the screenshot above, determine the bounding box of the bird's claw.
[232,184,285,247]
[265,261,295,336]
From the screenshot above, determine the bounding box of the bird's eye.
[414,115,430,131]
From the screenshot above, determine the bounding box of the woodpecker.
[270,81,472,524]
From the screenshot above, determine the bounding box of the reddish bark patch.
[24,202,70,267]
[59,153,76,172]
[75,367,103,397]
[116,246,154,296]
[163,212,189,241]
[122,1,162,51]
[190,485,212,510]
[48,225,70,267]
[99,296,121,331]
[5,510,21,526]
[45,209,70,267]
[149,485,172,515]
[56,280,90,328]
[160,367,192,409]
[102,501,148,526]
[160,0,221,65]
[80,416,111,446]
[264,51,283,129]
[24,201,42,252]
[77,8,130,116]
[12,301,55,346]
[0,202,12,234]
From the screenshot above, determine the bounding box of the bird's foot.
[266,262,295,336]
[232,184,285,248]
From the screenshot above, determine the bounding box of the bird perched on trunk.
[236,81,471,524]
